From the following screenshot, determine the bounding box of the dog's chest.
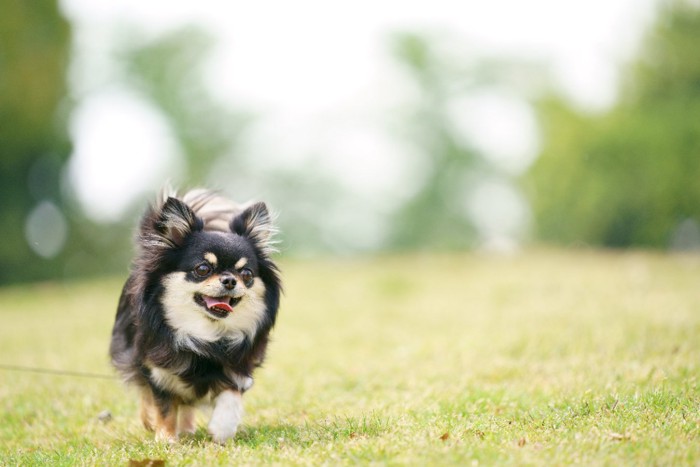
[148,365,203,401]
[146,358,253,403]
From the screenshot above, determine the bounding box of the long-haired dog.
[109,188,281,443]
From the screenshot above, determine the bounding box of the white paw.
[208,390,243,444]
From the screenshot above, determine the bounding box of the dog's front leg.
[151,394,179,443]
[179,405,197,436]
[139,387,156,432]
[208,389,243,444]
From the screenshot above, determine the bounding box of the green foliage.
[528,2,700,248]
[1,251,698,463]
[0,0,72,283]
[0,0,70,161]
[624,1,700,105]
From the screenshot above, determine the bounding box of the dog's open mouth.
[194,294,242,319]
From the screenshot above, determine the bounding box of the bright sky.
[60,0,659,242]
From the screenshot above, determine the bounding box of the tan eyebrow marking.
[204,252,218,267]
[235,257,248,269]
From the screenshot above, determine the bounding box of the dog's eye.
[194,263,212,277]
[239,268,254,287]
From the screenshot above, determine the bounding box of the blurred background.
[1,0,699,284]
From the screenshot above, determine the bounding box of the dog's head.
[134,195,281,348]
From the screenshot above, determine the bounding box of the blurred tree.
[385,34,544,250]
[0,0,72,283]
[528,1,700,248]
[120,28,252,185]
[387,34,485,250]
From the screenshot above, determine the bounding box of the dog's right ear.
[142,197,203,249]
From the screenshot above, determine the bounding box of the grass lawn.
[0,249,698,465]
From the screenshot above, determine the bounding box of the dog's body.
[109,189,281,443]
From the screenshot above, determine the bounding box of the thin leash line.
[0,364,118,380]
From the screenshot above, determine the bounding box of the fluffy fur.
[110,188,281,443]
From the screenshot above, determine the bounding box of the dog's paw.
[155,429,178,444]
[208,417,239,444]
[208,390,243,444]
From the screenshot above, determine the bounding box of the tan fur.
[153,402,179,443]
[140,389,180,443]
[179,405,197,435]
[204,252,218,267]
[139,388,156,432]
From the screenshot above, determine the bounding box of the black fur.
[110,192,281,426]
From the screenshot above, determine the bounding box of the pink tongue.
[203,296,233,313]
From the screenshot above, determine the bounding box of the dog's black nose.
[220,274,236,290]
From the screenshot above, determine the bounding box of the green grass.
[1,249,698,465]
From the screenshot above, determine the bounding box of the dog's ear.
[230,202,278,255]
[144,197,203,249]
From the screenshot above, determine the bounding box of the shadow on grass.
[178,414,393,449]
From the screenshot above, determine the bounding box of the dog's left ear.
[231,202,277,255]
